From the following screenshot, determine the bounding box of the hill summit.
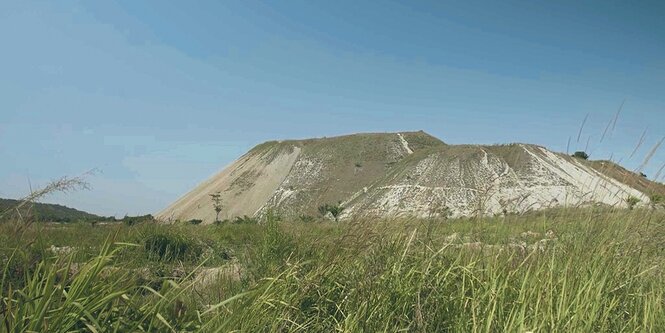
[157,131,662,223]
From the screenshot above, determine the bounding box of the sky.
[1,0,664,216]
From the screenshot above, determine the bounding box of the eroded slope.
[158,131,660,223]
[342,144,651,218]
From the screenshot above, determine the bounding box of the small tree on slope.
[209,192,223,224]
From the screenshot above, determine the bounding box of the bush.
[143,232,201,261]
[318,203,344,222]
[234,215,258,224]
[188,219,203,225]
[123,214,154,226]
[572,151,589,160]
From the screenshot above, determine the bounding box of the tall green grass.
[2,208,664,332]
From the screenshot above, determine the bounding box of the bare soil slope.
[158,143,301,222]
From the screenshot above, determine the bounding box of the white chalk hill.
[157,131,660,223]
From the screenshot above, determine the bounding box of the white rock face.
[397,133,413,155]
[342,145,649,218]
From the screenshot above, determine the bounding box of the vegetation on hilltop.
[572,151,590,160]
[0,197,104,223]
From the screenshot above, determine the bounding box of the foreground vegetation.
[1,208,664,332]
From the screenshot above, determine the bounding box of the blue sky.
[1,0,664,216]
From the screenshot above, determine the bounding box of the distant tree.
[123,214,154,226]
[639,172,647,178]
[625,196,640,210]
[572,151,589,160]
[209,192,223,224]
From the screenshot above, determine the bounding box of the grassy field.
[1,208,664,332]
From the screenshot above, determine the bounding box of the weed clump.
[143,232,201,261]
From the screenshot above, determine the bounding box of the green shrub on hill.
[572,151,589,160]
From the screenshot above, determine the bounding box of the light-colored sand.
[156,145,300,223]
